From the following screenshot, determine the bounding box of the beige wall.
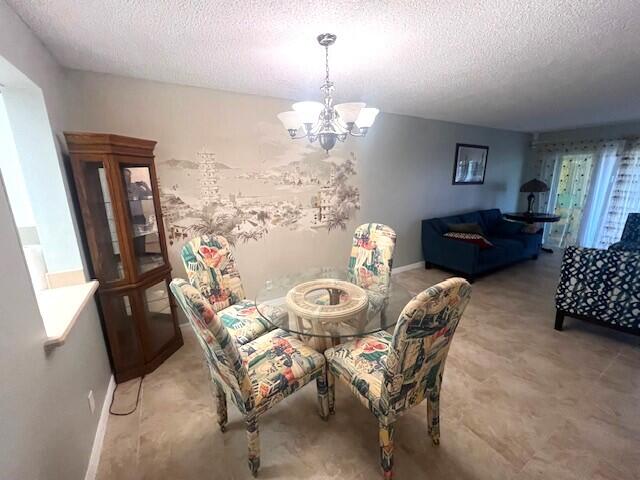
[65,70,530,296]
[0,1,111,478]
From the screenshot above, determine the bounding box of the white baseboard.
[84,375,115,480]
[392,261,424,274]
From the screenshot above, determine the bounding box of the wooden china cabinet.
[65,132,182,383]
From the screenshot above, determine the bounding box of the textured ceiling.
[7,0,640,132]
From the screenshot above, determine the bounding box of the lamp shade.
[335,102,365,124]
[292,101,324,124]
[520,178,549,193]
[355,107,380,128]
[277,111,302,131]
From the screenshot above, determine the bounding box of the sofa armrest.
[421,221,479,274]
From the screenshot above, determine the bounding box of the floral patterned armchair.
[325,277,472,478]
[170,278,329,476]
[181,234,276,345]
[347,223,397,294]
[609,213,640,252]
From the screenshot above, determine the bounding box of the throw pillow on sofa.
[443,232,494,249]
[447,223,484,235]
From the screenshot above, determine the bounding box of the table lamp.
[520,178,549,214]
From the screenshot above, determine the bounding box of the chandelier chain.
[325,45,330,85]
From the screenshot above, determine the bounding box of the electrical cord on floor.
[109,375,145,416]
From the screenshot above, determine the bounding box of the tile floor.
[97,253,640,479]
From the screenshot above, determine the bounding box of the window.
[1,58,96,347]
[533,139,640,249]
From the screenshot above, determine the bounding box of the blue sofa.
[421,208,543,281]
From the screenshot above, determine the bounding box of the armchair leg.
[214,384,228,432]
[327,369,335,415]
[246,416,260,476]
[424,261,433,269]
[316,371,330,420]
[427,387,441,445]
[555,310,565,331]
[379,422,395,479]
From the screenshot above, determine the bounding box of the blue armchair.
[609,213,640,252]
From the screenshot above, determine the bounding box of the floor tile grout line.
[135,381,145,468]
[595,351,621,383]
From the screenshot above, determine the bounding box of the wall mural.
[158,150,360,248]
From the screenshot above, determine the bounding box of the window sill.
[39,280,99,350]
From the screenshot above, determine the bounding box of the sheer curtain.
[594,139,640,247]
[531,139,633,248]
[533,143,598,247]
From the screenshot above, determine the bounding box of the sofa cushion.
[458,212,485,233]
[429,216,462,235]
[492,219,525,236]
[479,209,503,232]
[487,237,524,257]
[447,222,484,235]
[479,245,505,266]
[479,237,524,266]
[507,233,541,255]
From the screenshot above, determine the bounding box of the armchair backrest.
[169,278,253,412]
[347,223,396,293]
[621,213,640,242]
[382,277,471,415]
[181,234,246,312]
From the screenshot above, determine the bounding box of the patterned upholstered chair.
[609,213,640,252]
[181,235,276,346]
[555,246,640,335]
[347,223,397,294]
[170,279,329,476]
[325,277,472,478]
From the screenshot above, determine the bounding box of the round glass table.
[255,267,414,351]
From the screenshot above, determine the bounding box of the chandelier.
[277,33,379,153]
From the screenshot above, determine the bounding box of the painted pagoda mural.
[159,149,360,247]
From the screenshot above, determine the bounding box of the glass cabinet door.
[119,166,165,275]
[79,161,125,282]
[101,293,144,371]
[142,280,176,357]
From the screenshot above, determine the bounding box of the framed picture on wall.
[452,143,489,185]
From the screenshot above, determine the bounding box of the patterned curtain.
[531,139,631,248]
[547,154,594,247]
[596,140,640,248]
